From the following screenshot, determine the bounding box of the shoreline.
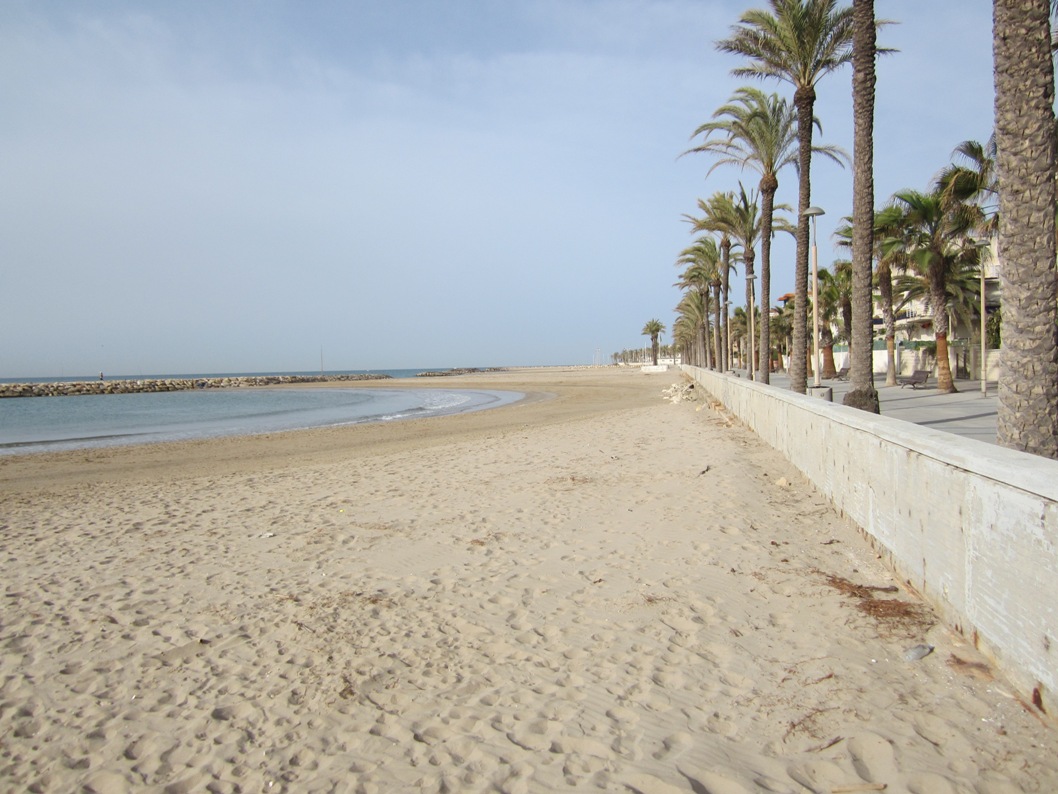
[2,366,1055,792]
[0,367,634,492]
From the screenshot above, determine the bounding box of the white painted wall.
[682,364,1058,717]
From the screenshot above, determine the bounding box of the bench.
[898,369,930,389]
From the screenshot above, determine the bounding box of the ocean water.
[0,384,522,456]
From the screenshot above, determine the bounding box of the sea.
[0,369,522,456]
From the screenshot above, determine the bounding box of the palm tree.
[684,87,844,383]
[676,237,723,368]
[730,307,749,368]
[937,137,999,235]
[771,298,796,367]
[688,197,744,371]
[674,291,710,368]
[892,255,984,344]
[816,265,843,378]
[887,188,980,393]
[689,187,762,379]
[845,0,881,412]
[993,0,1057,457]
[642,319,666,366]
[717,0,855,394]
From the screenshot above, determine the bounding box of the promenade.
[738,370,999,445]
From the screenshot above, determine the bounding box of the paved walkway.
[733,370,999,445]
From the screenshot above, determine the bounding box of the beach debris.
[903,643,935,661]
[774,477,790,488]
[817,571,935,638]
[257,532,276,538]
[662,383,698,403]
[698,466,711,475]
[947,653,993,680]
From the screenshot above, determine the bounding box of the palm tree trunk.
[879,261,898,386]
[931,277,957,392]
[745,249,756,380]
[759,179,778,384]
[844,0,880,412]
[790,86,816,394]
[712,282,723,371]
[993,0,1058,457]
[721,236,732,371]
[823,344,837,378]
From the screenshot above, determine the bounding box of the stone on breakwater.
[0,373,391,399]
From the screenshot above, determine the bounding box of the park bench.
[898,369,930,389]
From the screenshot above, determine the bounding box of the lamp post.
[803,206,826,388]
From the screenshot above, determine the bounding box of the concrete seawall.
[0,373,391,398]
[682,364,1058,718]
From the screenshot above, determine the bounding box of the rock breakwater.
[415,367,504,377]
[1,373,391,399]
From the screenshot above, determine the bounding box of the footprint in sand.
[787,759,848,793]
[652,731,692,760]
[677,765,755,794]
[846,731,900,784]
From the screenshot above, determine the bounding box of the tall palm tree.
[642,319,666,366]
[684,87,844,383]
[994,0,1058,457]
[888,188,980,393]
[717,0,855,394]
[845,0,881,412]
[689,187,762,379]
[676,237,723,369]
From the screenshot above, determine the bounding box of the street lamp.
[803,206,826,388]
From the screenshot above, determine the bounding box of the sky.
[0,1,995,377]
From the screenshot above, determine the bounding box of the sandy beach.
[1,366,1055,793]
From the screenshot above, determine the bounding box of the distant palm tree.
[689,197,744,371]
[937,138,999,234]
[887,188,980,393]
[674,291,710,368]
[771,299,796,367]
[689,187,763,379]
[816,266,842,378]
[994,0,1058,457]
[684,87,843,383]
[837,206,904,386]
[717,0,855,394]
[676,237,723,368]
[642,319,666,366]
[892,255,983,344]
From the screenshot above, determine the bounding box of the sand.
[1,366,1055,793]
